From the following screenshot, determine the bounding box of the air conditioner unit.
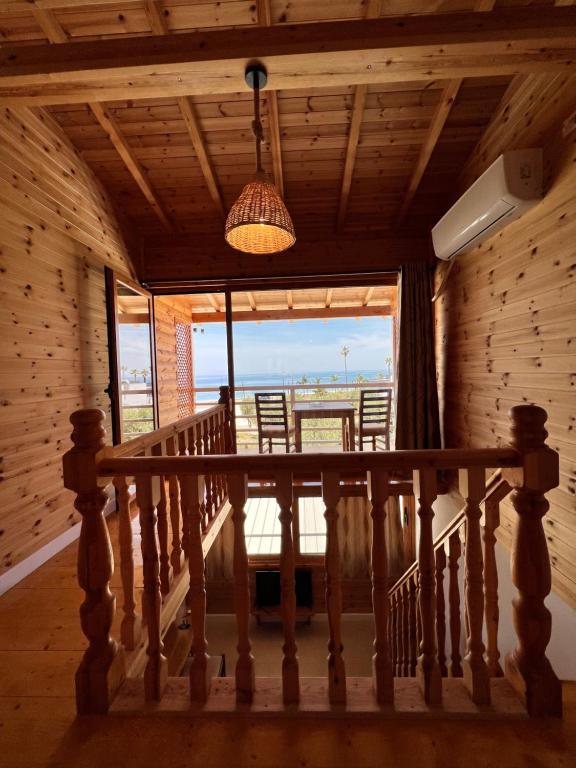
[431,149,543,262]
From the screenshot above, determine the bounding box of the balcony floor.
[1,525,575,768]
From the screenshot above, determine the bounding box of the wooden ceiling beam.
[396,1,495,225]
[396,78,462,224]
[3,8,576,105]
[141,0,225,219]
[336,0,380,231]
[32,6,173,232]
[192,304,392,324]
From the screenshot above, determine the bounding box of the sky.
[117,316,393,381]
[193,316,393,379]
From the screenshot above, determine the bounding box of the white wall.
[432,492,576,681]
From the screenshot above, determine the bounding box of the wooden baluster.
[218,410,228,498]
[368,470,393,703]
[447,533,463,677]
[135,474,168,701]
[389,593,397,676]
[202,418,214,522]
[484,496,502,676]
[228,472,255,703]
[413,468,441,705]
[152,441,172,596]
[392,591,400,676]
[63,409,125,714]
[181,474,210,702]
[322,471,346,704]
[503,405,562,717]
[459,468,490,705]
[194,422,209,531]
[435,547,448,677]
[395,587,402,677]
[210,414,222,509]
[276,471,300,704]
[415,573,422,668]
[408,573,418,676]
[178,430,190,557]
[114,475,142,651]
[401,583,410,677]
[166,435,184,575]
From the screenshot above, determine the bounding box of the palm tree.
[340,345,350,385]
[355,373,367,384]
[330,374,339,383]
[130,368,139,382]
[385,356,393,379]
[298,375,309,385]
[140,367,149,384]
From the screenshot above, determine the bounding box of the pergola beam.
[192,305,392,324]
[31,6,173,231]
[3,9,576,106]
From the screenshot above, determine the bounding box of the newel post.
[63,409,125,714]
[219,385,235,453]
[503,405,562,717]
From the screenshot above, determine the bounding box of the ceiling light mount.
[245,63,268,91]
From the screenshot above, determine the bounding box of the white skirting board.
[0,493,116,597]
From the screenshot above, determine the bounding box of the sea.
[194,369,392,403]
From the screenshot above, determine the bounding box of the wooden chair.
[357,388,392,451]
[255,392,295,453]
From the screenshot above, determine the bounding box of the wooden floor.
[0,519,575,768]
[245,496,326,555]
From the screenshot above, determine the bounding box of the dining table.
[292,401,356,452]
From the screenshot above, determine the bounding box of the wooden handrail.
[97,447,520,478]
[108,403,225,458]
[388,470,511,595]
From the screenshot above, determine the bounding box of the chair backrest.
[359,388,392,428]
[255,392,289,434]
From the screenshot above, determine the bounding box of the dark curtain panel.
[395,262,441,450]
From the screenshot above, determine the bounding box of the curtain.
[394,262,441,450]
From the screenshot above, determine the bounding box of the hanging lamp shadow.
[224,64,296,255]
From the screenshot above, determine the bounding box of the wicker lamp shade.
[225,177,296,254]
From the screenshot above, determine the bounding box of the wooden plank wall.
[154,296,194,426]
[0,106,134,574]
[435,127,576,608]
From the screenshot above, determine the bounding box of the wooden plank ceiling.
[0,0,568,250]
[166,284,397,323]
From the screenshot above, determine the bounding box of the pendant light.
[224,64,296,255]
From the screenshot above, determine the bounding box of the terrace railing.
[63,398,562,719]
[192,379,394,450]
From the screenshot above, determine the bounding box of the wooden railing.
[388,470,511,698]
[63,402,562,718]
[192,380,394,450]
[63,386,232,713]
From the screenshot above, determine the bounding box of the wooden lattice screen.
[176,322,194,418]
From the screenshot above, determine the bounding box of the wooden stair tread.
[111,676,527,719]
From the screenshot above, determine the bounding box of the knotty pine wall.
[0,106,135,575]
[435,126,576,608]
[154,296,194,426]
